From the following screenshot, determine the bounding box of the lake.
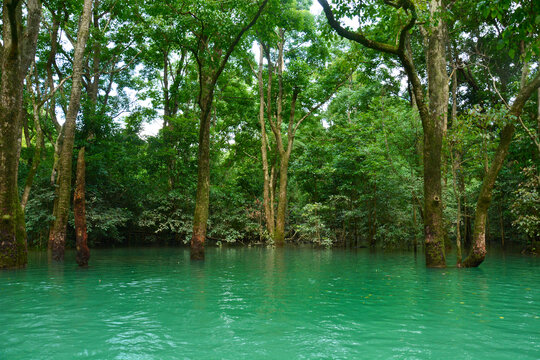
[0,247,538,359]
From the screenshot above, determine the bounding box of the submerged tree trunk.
[0,0,41,269]
[462,73,540,267]
[422,0,448,267]
[368,182,377,247]
[271,31,287,247]
[0,1,26,269]
[273,154,289,246]
[189,0,267,260]
[319,0,447,267]
[74,147,90,266]
[191,79,213,260]
[48,0,93,261]
[450,61,462,266]
[412,197,418,252]
[258,43,274,237]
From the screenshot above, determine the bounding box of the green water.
[0,248,538,359]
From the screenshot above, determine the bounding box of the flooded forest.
[1,0,540,359]
[1,0,539,268]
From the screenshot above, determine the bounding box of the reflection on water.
[0,247,538,359]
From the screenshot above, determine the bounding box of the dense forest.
[0,0,539,269]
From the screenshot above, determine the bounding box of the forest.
[1,0,539,269]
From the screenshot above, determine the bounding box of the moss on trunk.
[0,1,27,269]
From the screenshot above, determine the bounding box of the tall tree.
[171,0,269,260]
[448,0,540,266]
[48,0,93,261]
[318,0,449,267]
[462,74,540,266]
[256,22,353,245]
[0,0,42,269]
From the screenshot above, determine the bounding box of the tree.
[48,0,93,261]
[0,0,42,269]
[170,0,269,260]
[458,0,540,266]
[318,0,449,267]
[256,12,354,245]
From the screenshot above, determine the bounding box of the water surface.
[1,247,538,359]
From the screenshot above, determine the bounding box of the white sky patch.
[141,117,162,137]
[310,1,322,15]
[139,94,163,137]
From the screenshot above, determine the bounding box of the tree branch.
[211,0,269,86]
[318,0,416,55]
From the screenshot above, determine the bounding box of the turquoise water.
[0,247,538,359]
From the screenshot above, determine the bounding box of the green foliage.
[24,187,55,249]
[139,190,194,243]
[294,203,335,247]
[72,195,133,246]
[511,166,540,241]
[13,0,538,254]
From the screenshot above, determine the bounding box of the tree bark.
[21,77,44,209]
[0,1,26,269]
[74,147,90,266]
[0,0,41,269]
[462,72,540,267]
[498,203,505,248]
[450,149,462,266]
[422,0,448,267]
[191,80,212,260]
[48,0,93,261]
[258,43,274,237]
[273,153,289,246]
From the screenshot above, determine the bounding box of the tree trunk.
[0,0,41,269]
[21,96,44,210]
[412,198,418,252]
[273,153,289,246]
[258,43,274,237]
[450,61,462,266]
[462,72,540,267]
[48,0,93,261]
[74,147,90,266]
[422,0,448,267]
[191,79,213,260]
[188,0,268,259]
[369,182,377,247]
[498,203,505,248]
[450,149,462,266]
[461,125,514,267]
[0,1,26,269]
